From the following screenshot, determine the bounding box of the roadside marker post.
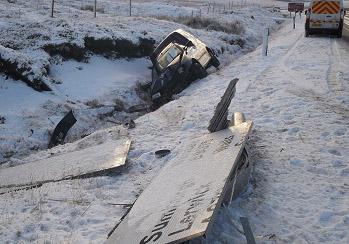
[51,0,54,17]
[129,0,132,16]
[262,28,269,56]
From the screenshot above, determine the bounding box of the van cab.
[305,0,345,37]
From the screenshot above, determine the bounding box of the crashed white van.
[305,0,345,37]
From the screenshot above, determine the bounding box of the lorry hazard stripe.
[312,1,340,14]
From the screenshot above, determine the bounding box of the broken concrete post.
[234,112,246,126]
[208,78,238,133]
[229,112,246,127]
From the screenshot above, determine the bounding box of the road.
[203,15,349,243]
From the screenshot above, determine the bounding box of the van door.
[310,0,341,29]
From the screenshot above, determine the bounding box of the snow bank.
[0,45,50,91]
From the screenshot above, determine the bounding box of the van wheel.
[191,60,207,80]
[337,21,343,38]
[206,48,220,68]
[209,54,220,68]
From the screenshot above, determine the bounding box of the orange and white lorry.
[305,0,346,37]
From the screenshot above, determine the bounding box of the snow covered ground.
[1,1,349,244]
[0,0,284,162]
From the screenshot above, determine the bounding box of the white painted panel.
[107,121,253,244]
[0,138,131,189]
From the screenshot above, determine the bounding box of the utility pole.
[51,0,54,18]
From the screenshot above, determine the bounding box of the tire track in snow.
[209,17,349,244]
[327,38,349,95]
[327,38,345,94]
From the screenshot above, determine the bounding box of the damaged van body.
[148,29,220,103]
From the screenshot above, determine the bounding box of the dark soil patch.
[84,37,156,58]
[43,43,86,62]
[0,57,50,92]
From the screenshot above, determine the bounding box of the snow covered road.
[207,16,349,243]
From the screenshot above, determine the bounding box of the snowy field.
[0,0,285,163]
[1,0,349,244]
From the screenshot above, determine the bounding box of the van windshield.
[312,1,340,14]
[157,45,182,71]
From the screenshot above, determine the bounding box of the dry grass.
[84,99,102,108]
[155,15,245,35]
[80,5,105,14]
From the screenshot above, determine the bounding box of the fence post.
[129,0,132,16]
[51,0,54,17]
[262,28,269,56]
[94,0,97,18]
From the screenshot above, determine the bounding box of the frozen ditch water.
[50,56,151,105]
[0,55,152,164]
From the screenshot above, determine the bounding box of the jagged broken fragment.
[0,138,131,190]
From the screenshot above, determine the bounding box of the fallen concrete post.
[48,110,77,149]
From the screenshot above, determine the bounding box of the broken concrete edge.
[202,121,253,240]
[107,200,135,238]
[240,217,257,244]
[208,78,238,133]
[0,140,132,193]
[0,164,129,196]
[0,184,41,195]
